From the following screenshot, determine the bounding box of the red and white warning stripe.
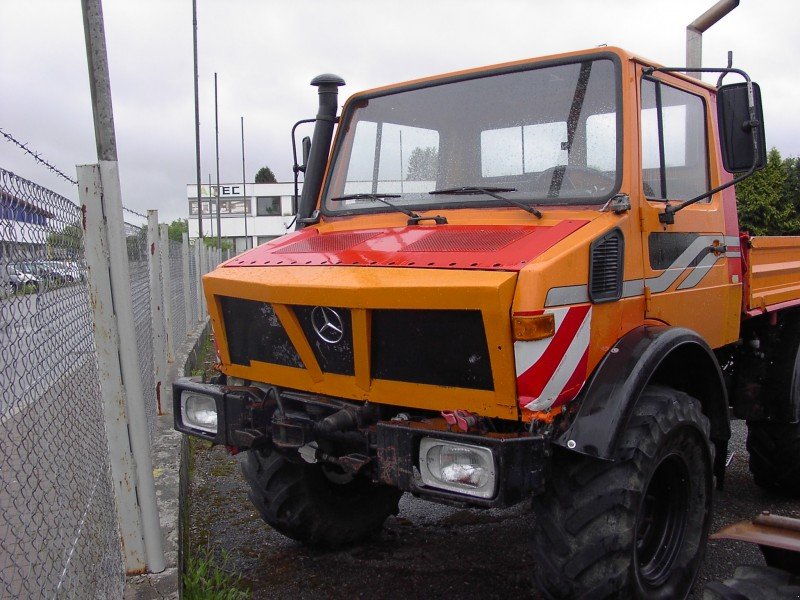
[514,305,591,412]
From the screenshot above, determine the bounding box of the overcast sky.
[2,0,799,224]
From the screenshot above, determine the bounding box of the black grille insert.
[293,305,355,375]
[220,297,304,368]
[371,310,493,390]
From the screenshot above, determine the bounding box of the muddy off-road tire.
[241,447,402,548]
[530,386,713,599]
[746,420,800,497]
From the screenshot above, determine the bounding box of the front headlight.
[418,438,496,499]
[181,392,218,434]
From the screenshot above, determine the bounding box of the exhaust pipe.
[296,73,345,228]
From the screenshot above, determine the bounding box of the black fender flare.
[555,326,730,462]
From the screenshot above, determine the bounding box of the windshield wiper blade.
[329,193,419,219]
[429,186,542,218]
[330,193,447,225]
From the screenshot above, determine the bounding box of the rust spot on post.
[150,242,155,255]
[156,381,163,415]
[81,204,88,230]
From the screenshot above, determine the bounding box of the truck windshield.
[323,57,620,216]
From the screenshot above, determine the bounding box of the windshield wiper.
[329,193,447,226]
[429,186,542,218]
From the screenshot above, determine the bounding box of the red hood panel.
[226,221,588,271]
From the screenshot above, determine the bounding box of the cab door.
[636,69,741,349]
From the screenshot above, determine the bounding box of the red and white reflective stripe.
[514,305,592,412]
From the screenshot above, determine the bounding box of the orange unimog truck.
[175,47,800,598]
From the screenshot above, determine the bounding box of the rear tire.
[241,447,402,548]
[703,565,800,600]
[530,386,713,599]
[746,420,800,497]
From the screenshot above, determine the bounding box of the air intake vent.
[589,229,624,303]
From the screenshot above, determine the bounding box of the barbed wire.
[3,128,156,227]
[0,127,78,185]
[123,206,148,220]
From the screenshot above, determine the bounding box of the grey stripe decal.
[545,285,589,306]
[677,251,720,290]
[545,233,733,307]
[622,279,645,297]
[724,235,741,247]
[643,235,719,293]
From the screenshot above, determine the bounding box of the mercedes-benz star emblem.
[311,306,344,344]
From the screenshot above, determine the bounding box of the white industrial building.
[186,181,301,252]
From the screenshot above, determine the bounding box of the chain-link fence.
[1,165,222,597]
[0,168,124,598]
[127,221,158,442]
[169,240,187,355]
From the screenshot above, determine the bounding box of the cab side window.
[641,77,709,200]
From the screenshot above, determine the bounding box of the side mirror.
[301,137,312,172]
[716,81,766,173]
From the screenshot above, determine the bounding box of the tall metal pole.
[686,0,740,79]
[80,0,165,574]
[192,0,203,237]
[399,130,404,194]
[207,173,214,237]
[241,116,248,250]
[214,72,222,250]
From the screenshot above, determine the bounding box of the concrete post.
[81,0,164,573]
[182,232,192,334]
[78,164,165,574]
[148,211,167,417]
[160,224,174,363]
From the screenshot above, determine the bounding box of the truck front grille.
[371,309,493,390]
[293,305,355,375]
[220,300,493,391]
[221,297,304,368]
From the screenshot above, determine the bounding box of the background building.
[186,181,301,252]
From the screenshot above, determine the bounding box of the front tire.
[530,386,713,599]
[241,447,402,548]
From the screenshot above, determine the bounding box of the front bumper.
[173,377,549,508]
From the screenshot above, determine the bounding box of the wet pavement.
[186,420,800,599]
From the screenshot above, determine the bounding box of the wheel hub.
[636,453,690,587]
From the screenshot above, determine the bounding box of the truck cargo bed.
[746,236,800,314]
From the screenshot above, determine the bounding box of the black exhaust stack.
[296,74,345,228]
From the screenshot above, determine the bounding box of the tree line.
[735,147,800,236]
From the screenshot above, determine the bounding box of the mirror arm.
[291,118,317,216]
[658,165,756,224]
[642,66,762,225]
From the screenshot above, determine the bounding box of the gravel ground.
[187,420,800,599]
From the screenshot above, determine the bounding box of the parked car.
[2,264,39,295]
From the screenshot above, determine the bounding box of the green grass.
[183,544,250,600]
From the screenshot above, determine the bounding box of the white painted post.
[148,211,167,417]
[182,232,192,335]
[79,164,165,574]
[160,224,175,363]
[81,0,164,573]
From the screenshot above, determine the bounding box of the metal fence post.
[78,164,165,574]
[160,224,174,363]
[182,232,192,334]
[148,211,167,416]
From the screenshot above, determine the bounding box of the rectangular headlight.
[181,392,218,434]
[418,438,496,499]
